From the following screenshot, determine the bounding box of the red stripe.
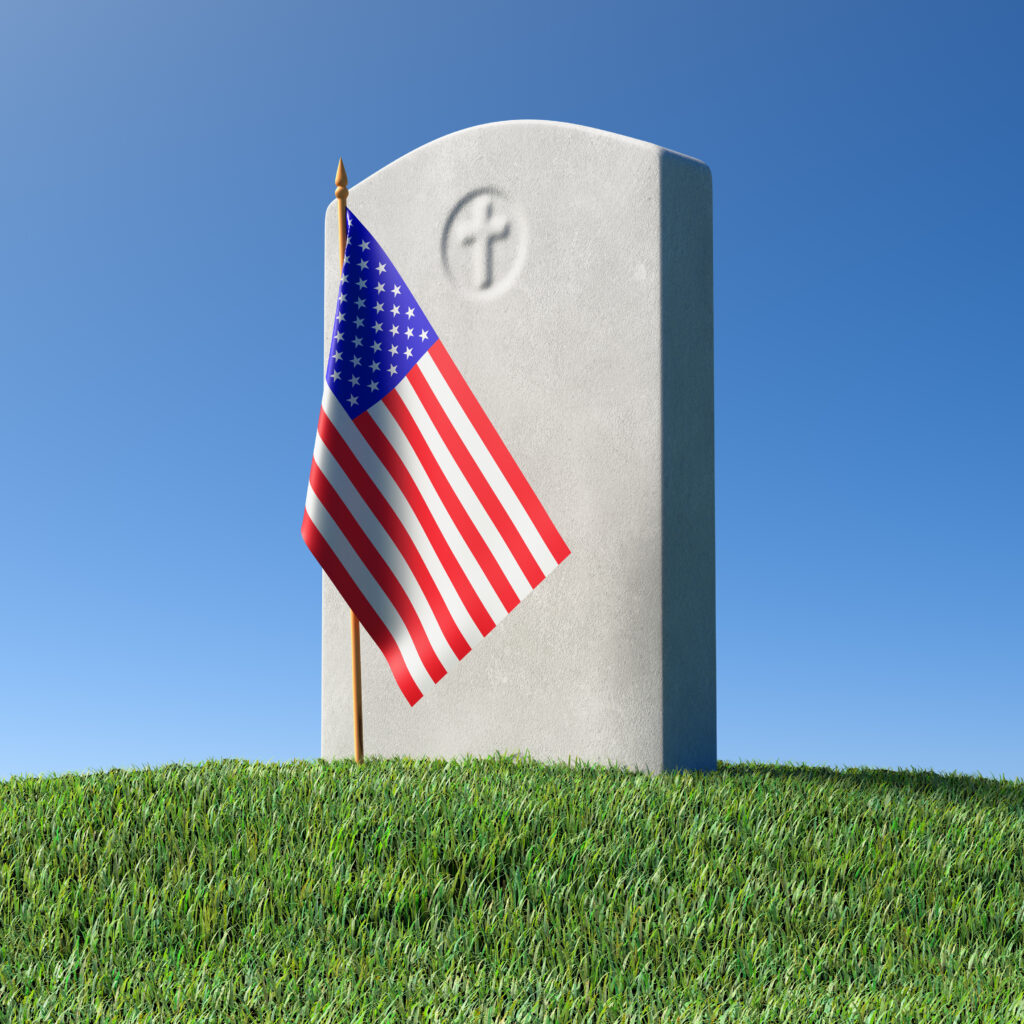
[380,387,520,614]
[429,340,570,564]
[352,409,496,638]
[407,363,545,588]
[300,510,423,707]
[317,408,470,660]
[308,460,447,684]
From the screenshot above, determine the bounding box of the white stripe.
[395,375,533,601]
[305,485,432,698]
[321,386,500,634]
[418,351,558,575]
[313,433,465,672]
[359,396,511,625]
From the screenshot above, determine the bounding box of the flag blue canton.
[327,209,440,420]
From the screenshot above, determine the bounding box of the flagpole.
[336,156,364,766]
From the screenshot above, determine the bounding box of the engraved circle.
[441,188,527,299]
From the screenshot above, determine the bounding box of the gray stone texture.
[321,120,715,775]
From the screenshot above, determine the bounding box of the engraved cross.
[456,196,510,290]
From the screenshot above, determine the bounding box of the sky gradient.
[1,0,1021,784]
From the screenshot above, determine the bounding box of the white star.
[358,258,369,271]
[391,283,401,296]
[369,360,380,372]
[348,374,359,387]
[373,321,383,333]
[403,346,413,359]
[351,336,362,348]
[375,282,385,293]
[331,350,343,362]
[405,307,415,319]
[389,343,398,356]
[405,327,413,338]
[387,364,398,376]
[357,278,367,290]
[347,393,358,405]
[389,324,399,336]
[334,328,343,341]
[331,368,342,381]
[371,340,382,353]
[355,297,366,309]
[374,301,384,313]
[359,239,370,251]
[337,309,345,321]
[352,355,361,367]
[390,304,400,317]
[419,329,429,341]
[368,380,379,392]
[376,262,386,274]
[354,316,364,329]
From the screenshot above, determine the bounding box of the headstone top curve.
[336,120,708,201]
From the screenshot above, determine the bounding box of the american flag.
[302,208,570,706]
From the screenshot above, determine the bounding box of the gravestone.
[320,120,715,775]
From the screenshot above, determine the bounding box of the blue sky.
[2,0,1021,785]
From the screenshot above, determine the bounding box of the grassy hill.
[1,753,1022,1022]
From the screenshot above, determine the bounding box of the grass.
[1,752,1022,1023]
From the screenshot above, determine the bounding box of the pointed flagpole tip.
[335,157,348,201]
[335,157,349,271]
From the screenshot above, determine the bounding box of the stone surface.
[321,119,715,775]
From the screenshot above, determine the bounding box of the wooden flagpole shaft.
[336,156,364,766]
